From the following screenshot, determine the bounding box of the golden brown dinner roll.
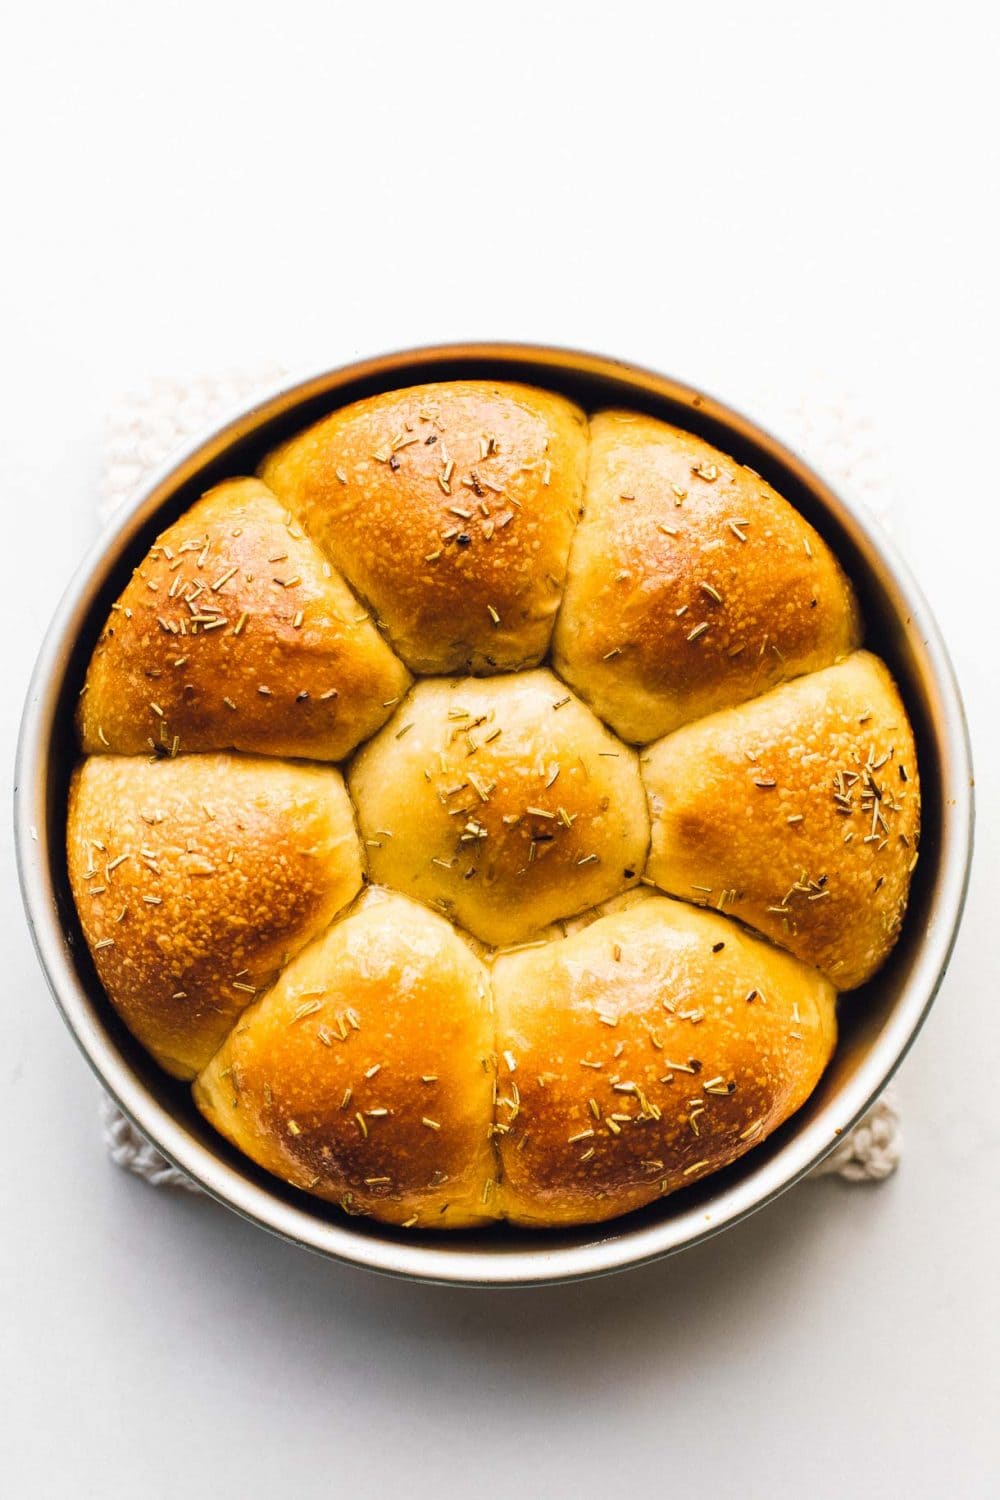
[67,753,363,1078]
[78,478,410,761]
[194,890,498,1229]
[348,670,650,946]
[492,894,837,1226]
[553,411,861,742]
[643,651,920,989]
[260,381,588,674]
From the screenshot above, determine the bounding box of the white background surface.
[3,4,998,1496]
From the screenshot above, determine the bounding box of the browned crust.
[348,671,650,946]
[553,411,861,742]
[77,478,411,761]
[642,652,920,988]
[259,381,588,674]
[493,895,837,1226]
[196,890,836,1229]
[194,890,498,1228]
[67,754,364,1078]
[62,383,921,1231]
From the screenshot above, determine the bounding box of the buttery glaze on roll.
[260,381,588,675]
[64,377,922,1232]
[642,651,920,989]
[553,411,861,743]
[195,890,497,1229]
[67,754,363,1077]
[78,479,410,762]
[492,894,837,1227]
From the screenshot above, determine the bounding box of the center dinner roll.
[260,381,588,675]
[194,890,497,1229]
[65,376,922,1232]
[347,670,650,947]
[492,894,837,1226]
[67,753,363,1078]
[553,411,861,743]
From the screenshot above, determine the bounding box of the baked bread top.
[67,379,920,1230]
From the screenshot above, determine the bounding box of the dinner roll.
[67,753,363,1078]
[553,411,861,742]
[493,894,837,1226]
[642,651,920,988]
[260,381,588,674]
[194,890,498,1229]
[78,478,410,762]
[348,670,650,946]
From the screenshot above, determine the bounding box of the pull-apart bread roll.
[78,478,410,761]
[260,381,588,674]
[67,754,363,1078]
[643,651,920,989]
[65,377,921,1231]
[553,412,861,742]
[492,895,837,1226]
[348,669,650,946]
[195,891,497,1229]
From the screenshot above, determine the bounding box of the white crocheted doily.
[96,366,902,1194]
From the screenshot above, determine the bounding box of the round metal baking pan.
[14,343,974,1286]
